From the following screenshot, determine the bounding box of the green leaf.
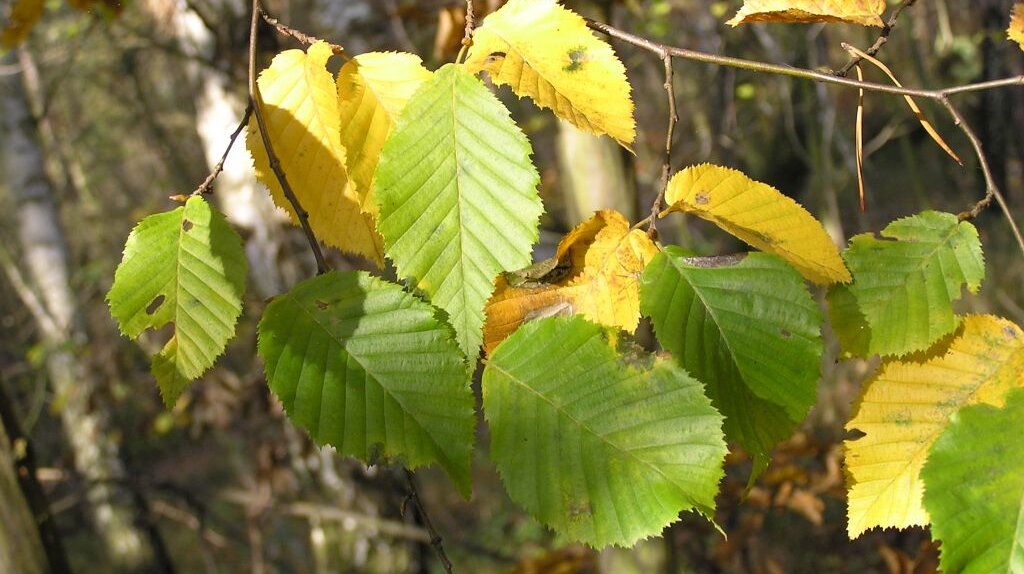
[842,211,984,356]
[374,63,542,359]
[107,196,247,407]
[640,248,823,472]
[257,271,476,495]
[826,284,871,359]
[482,315,727,547]
[922,388,1024,574]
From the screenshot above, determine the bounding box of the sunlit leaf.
[247,41,384,265]
[1011,2,1024,51]
[107,197,247,406]
[337,52,433,215]
[258,271,476,495]
[664,164,850,285]
[375,63,542,359]
[464,0,636,148]
[922,388,1024,574]
[727,0,886,27]
[483,315,726,547]
[844,315,1024,538]
[641,248,822,474]
[842,211,984,357]
[483,210,658,354]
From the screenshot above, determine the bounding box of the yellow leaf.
[844,315,1024,537]
[337,52,433,215]
[1,0,43,49]
[464,0,636,148]
[247,41,384,265]
[664,164,850,285]
[1010,3,1024,51]
[483,210,658,354]
[727,0,886,27]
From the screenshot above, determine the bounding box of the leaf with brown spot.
[727,0,886,27]
[664,164,850,285]
[483,210,658,354]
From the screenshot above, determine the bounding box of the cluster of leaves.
[105,0,1024,567]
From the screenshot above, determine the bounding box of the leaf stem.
[191,102,252,197]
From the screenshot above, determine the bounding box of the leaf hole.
[182,219,193,232]
[484,51,507,65]
[146,295,166,315]
[694,192,710,205]
[780,329,792,339]
[315,299,329,310]
[563,46,588,72]
[1003,325,1017,340]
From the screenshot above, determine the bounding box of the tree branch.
[649,54,677,238]
[260,11,348,59]
[248,0,328,275]
[190,102,252,197]
[585,18,1024,257]
[834,0,918,77]
[402,469,453,574]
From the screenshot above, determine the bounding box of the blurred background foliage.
[0,0,1021,572]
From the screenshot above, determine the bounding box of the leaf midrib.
[488,358,692,503]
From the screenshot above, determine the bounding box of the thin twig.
[835,0,918,77]
[402,469,453,574]
[649,54,677,238]
[456,0,476,64]
[584,17,1024,258]
[248,0,328,274]
[260,12,348,59]
[191,102,253,197]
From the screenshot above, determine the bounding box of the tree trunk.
[0,417,49,574]
[0,51,153,572]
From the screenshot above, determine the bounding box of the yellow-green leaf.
[337,52,433,215]
[727,0,886,27]
[483,210,658,353]
[464,0,636,148]
[664,164,850,285]
[1010,2,1024,51]
[247,41,384,265]
[844,315,1024,538]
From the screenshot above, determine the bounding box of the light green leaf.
[482,315,726,547]
[842,211,984,356]
[107,197,247,407]
[922,388,1024,574]
[257,271,475,495]
[641,248,823,472]
[374,63,542,359]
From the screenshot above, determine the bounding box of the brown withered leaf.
[727,0,886,27]
[483,210,658,354]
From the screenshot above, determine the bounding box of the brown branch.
[260,11,348,59]
[402,469,453,574]
[584,18,1024,258]
[249,0,328,274]
[649,54,677,238]
[834,0,918,77]
[191,102,252,197]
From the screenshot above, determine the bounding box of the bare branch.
[260,11,348,59]
[649,54,677,238]
[584,17,1024,258]
[835,0,918,77]
[402,470,453,574]
[248,0,328,274]
[191,102,252,197]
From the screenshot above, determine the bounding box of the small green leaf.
[374,63,543,360]
[257,271,476,495]
[483,315,726,547]
[842,211,984,356]
[922,388,1024,574]
[107,197,247,406]
[640,248,823,473]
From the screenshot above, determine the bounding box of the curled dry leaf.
[727,0,886,27]
[483,210,658,354]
